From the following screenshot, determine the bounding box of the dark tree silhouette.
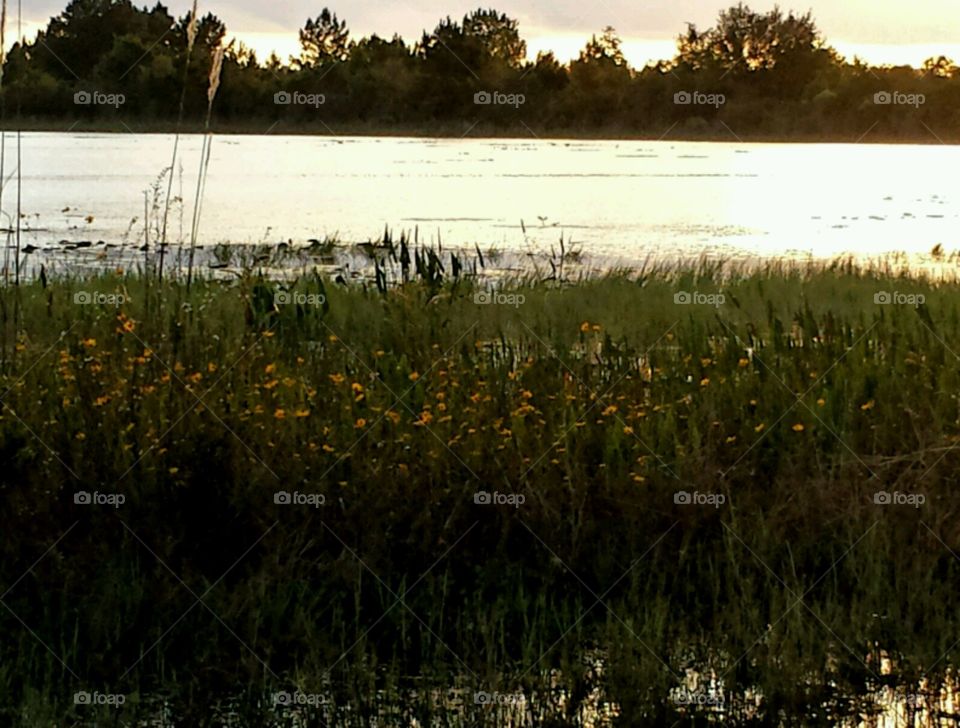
[1,0,958,141]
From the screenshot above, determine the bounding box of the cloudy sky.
[17,0,960,67]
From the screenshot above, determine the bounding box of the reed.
[2,259,959,725]
[186,39,227,291]
[156,0,198,283]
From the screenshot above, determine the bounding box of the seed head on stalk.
[207,43,227,113]
[0,0,7,86]
[186,0,198,55]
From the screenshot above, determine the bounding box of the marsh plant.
[1,259,959,725]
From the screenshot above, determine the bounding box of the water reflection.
[7,133,959,267]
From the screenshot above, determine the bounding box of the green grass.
[1,259,959,725]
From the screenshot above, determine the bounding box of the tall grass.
[1,260,959,725]
[157,0,198,283]
[186,39,228,290]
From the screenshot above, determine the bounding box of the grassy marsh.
[1,258,959,725]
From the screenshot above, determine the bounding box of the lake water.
[3,132,958,267]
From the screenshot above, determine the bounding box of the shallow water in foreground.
[93,665,959,727]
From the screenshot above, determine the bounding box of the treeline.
[3,0,960,138]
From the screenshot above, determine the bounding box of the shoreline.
[1,119,958,145]
[10,241,960,285]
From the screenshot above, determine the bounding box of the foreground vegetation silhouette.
[2,254,960,724]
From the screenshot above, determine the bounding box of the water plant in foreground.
[1,260,959,725]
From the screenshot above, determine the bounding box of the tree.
[676,4,825,74]
[298,9,350,68]
[37,0,176,83]
[578,26,627,67]
[346,35,417,120]
[462,8,526,69]
[568,28,632,126]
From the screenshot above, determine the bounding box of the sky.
[14,0,960,68]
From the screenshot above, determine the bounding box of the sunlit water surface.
[4,132,958,271]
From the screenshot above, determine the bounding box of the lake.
[5,132,958,268]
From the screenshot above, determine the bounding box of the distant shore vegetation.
[1,1,959,141]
